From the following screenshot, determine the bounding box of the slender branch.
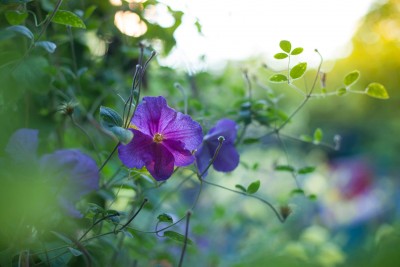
[178,211,192,267]
[200,179,285,223]
[117,198,148,232]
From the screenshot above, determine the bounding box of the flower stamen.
[153,133,164,143]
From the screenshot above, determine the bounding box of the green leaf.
[51,231,72,245]
[100,106,123,127]
[269,74,288,83]
[242,138,259,145]
[300,134,313,142]
[308,194,317,200]
[279,40,291,53]
[290,189,305,196]
[298,166,316,174]
[84,5,97,19]
[34,41,57,53]
[6,25,33,41]
[52,10,86,29]
[235,184,247,192]
[290,62,307,79]
[365,82,389,99]
[5,11,29,25]
[336,87,347,96]
[164,231,193,245]
[313,128,323,144]
[291,47,303,55]
[343,70,360,87]
[157,213,173,223]
[275,165,295,172]
[247,180,260,194]
[274,53,288,59]
[68,247,83,257]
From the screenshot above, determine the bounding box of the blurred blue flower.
[2,128,99,218]
[195,119,240,177]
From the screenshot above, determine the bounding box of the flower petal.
[195,144,213,177]
[212,143,240,172]
[204,119,237,143]
[132,96,176,136]
[163,139,195,166]
[5,128,39,163]
[146,143,175,181]
[40,149,99,199]
[118,130,154,169]
[162,112,203,151]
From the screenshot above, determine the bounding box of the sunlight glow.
[114,11,147,37]
[160,0,379,71]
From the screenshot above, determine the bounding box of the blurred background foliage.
[0,0,399,266]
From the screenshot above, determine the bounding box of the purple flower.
[118,96,203,181]
[195,119,240,177]
[2,128,99,217]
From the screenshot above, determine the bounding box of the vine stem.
[178,211,192,267]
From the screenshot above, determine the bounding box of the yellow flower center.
[153,133,164,143]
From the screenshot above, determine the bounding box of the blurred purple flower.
[3,128,99,217]
[195,119,240,177]
[118,96,203,181]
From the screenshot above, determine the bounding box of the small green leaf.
[308,194,317,200]
[290,62,307,79]
[275,165,295,172]
[164,231,193,245]
[6,25,33,41]
[52,10,86,29]
[365,82,389,99]
[300,134,313,142]
[5,11,29,25]
[247,180,260,194]
[84,5,97,19]
[51,231,72,245]
[298,166,316,174]
[269,74,288,83]
[313,128,323,144]
[35,41,57,53]
[274,53,288,59]
[100,106,123,127]
[279,40,291,53]
[290,189,305,196]
[336,87,347,96]
[291,47,303,55]
[242,138,259,145]
[157,213,173,223]
[68,247,82,257]
[235,184,247,192]
[343,70,360,87]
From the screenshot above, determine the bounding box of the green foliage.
[158,213,174,223]
[51,10,86,29]
[279,40,291,53]
[247,180,261,194]
[290,62,307,80]
[343,70,360,87]
[269,74,288,83]
[164,231,193,245]
[274,52,288,59]
[365,82,389,99]
[4,11,28,25]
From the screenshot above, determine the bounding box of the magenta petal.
[162,112,203,151]
[163,139,194,166]
[118,130,154,169]
[132,96,176,135]
[146,143,174,181]
[213,143,240,172]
